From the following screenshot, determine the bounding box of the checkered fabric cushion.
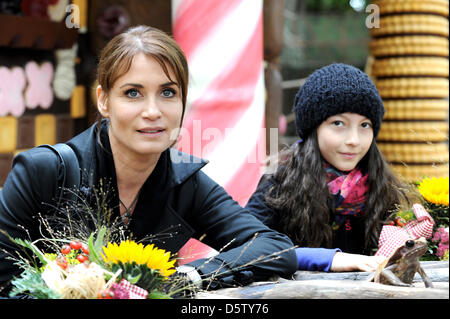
[375,203,435,257]
[118,279,148,299]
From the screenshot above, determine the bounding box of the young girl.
[246,63,417,272]
[0,26,297,296]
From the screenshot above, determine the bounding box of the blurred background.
[0,0,448,206]
[281,0,371,138]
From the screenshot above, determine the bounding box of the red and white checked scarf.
[118,279,148,299]
[375,203,435,257]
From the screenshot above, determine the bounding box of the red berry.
[77,254,89,263]
[70,241,82,250]
[395,217,407,227]
[98,289,114,299]
[60,245,71,255]
[56,255,68,270]
[81,243,89,255]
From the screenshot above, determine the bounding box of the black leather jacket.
[0,122,296,294]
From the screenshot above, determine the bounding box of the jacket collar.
[168,148,208,187]
[67,121,208,189]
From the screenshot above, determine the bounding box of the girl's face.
[317,112,374,172]
[97,53,183,160]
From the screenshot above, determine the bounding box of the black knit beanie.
[294,63,385,139]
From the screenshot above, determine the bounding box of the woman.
[246,64,418,273]
[0,26,297,296]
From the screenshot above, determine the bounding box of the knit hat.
[293,63,385,139]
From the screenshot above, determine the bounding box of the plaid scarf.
[325,163,368,219]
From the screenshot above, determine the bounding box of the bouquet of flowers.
[1,181,198,299]
[4,225,188,299]
[417,176,449,261]
[1,179,297,298]
[375,176,448,260]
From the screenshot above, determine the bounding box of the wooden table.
[196,261,449,299]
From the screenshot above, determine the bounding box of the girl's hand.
[330,252,387,272]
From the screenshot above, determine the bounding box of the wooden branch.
[196,261,449,299]
[293,261,448,283]
[196,279,449,299]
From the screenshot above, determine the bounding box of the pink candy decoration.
[278,114,287,135]
[25,61,54,109]
[0,66,26,117]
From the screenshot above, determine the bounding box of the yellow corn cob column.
[370,0,449,182]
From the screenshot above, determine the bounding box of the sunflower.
[101,240,176,277]
[418,177,449,206]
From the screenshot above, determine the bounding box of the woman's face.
[317,112,373,172]
[97,53,183,160]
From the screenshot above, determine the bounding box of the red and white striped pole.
[172,0,266,206]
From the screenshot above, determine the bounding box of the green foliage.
[395,209,415,222]
[10,268,61,299]
[147,290,172,299]
[306,0,355,12]
[109,262,165,292]
[88,226,107,266]
[423,202,449,227]
[421,202,449,261]
[421,243,440,261]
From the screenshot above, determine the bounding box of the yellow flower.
[418,177,449,206]
[101,240,176,277]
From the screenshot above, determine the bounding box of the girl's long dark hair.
[265,131,418,252]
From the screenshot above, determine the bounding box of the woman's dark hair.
[265,130,418,251]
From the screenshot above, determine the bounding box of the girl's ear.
[96,85,109,118]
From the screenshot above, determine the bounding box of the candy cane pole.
[172,0,266,205]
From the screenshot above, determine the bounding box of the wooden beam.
[0,14,78,50]
[196,261,449,299]
[197,279,449,299]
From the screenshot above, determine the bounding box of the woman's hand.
[330,252,387,272]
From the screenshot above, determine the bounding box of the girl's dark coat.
[0,123,297,293]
